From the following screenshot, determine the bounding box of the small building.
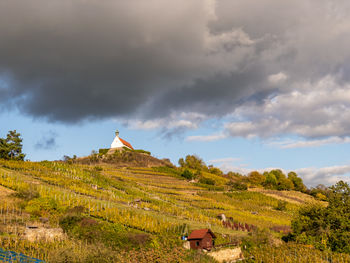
[110,130,134,150]
[187,229,216,250]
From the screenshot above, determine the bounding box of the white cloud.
[269,136,350,149]
[186,133,226,142]
[124,112,209,138]
[296,165,350,186]
[223,76,350,140]
[268,72,288,85]
[209,157,242,163]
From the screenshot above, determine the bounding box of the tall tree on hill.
[178,155,207,171]
[0,130,25,160]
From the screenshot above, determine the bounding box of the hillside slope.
[0,159,345,262]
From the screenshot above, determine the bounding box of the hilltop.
[74,147,173,168]
[0,152,349,262]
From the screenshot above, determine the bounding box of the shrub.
[98,149,109,155]
[275,200,287,211]
[242,228,275,252]
[315,192,327,201]
[181,169,194,180]
[59,215,84,233]
[133,149,151,155]
[199,177,215,185]
[14,187,40,201]
[228,181,248,191]
[59,213,151,249]
[208,167,223,176]
[25,197,61,217]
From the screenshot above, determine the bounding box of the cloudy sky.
[1,0,350,186]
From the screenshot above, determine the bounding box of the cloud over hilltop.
[1,0,350,143]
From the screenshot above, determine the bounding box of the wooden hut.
[187,229,216,250]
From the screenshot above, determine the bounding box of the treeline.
[178,154,306,192]
[237,170,306,192]
[0,130,25,161]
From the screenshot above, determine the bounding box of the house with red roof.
[187,229,216,250]
[110,130,134,150]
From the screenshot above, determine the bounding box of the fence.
[0,248,45,263]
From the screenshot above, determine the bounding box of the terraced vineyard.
[0,159,347,262]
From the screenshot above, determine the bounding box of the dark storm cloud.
[0,0,218,122]
[1,0,350,134]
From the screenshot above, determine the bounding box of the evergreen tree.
[0,130,25,160]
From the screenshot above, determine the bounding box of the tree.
[178,155,207,171]
[310,184,330,200]
[291,181,350,253]
[181,169,194,180]
[288,172,307,192]
[248,171,265,186]
[263,172,277,189]
[209,167,223,176]
[0,138,9,159]
[269,170,294,190]
[0,130,25,160]
[277,176,294,190]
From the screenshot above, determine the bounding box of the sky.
[1,0,350,187]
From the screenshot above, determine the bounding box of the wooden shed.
[187,229,216,250]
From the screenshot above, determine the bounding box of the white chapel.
[110,130,134,150]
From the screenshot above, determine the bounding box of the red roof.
[188,229,216,240]
[119,137,134,150]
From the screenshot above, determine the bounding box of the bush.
[14,187,39,201]
[242,228,275,252]
[228,181,248,191]
[315,192,327,201]
[133,149,151,155]
[199,177,216,185]
[181,169,194,180]
[275,200,287,211]
[59,213,151,249]
[25,197,61,217]
[98,149,109,155]
[60,214,84,233]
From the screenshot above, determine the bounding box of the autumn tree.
[248,171,265,186]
